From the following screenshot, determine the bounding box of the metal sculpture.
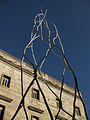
[11,7,88,120]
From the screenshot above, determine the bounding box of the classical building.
[0,49,86,120]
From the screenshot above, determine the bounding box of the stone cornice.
[0,54,80,99]
[0,94,13,103]
[28,106,44,114]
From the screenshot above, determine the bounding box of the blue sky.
[0,0,90,113]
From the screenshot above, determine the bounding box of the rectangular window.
[0,105,5,120]
[0,74,11,87]
[31,115,39,120]
[32,88,39,100]
[75,107,81,116]
[56,98,60,108]
[56,98,62,108]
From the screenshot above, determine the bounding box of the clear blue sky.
[0,0,90,113]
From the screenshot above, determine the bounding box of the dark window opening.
[75,107,81,116]
[31,115,39,120]
[56,100,59,108]
[0,105,5,120]
[56,98,62,108]
[0,74,11,87]
[32,88,39,100]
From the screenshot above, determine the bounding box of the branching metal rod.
[55,66,66,119]
[38,70,59,99]
[23,105,29,120]
[11,78,35,120]
[21,55,29,119]
[54,45,88,120]
[62,108,78,120]
[35,77,53,120]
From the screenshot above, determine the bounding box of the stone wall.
[0,49,86,120]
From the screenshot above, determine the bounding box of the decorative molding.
[57,116,68,120]
[0,54,81,99]
[28,106,44,114]
[0,94,13,103]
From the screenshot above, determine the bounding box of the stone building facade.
[0,49,86,120]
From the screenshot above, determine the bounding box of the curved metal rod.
[37,69,59,99]
[21,56,28,120]
[30,26,87,119]
[62,108,78,120]
[20,49,35,120]
[11,78,35,120]
[55,66,66,119]
[35,77,54,120]
[54,45,88,120]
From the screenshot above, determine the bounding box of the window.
[32,88,39,100]
[31,115,39,120]
[56,98,62,108]
[56,98,60,108]
[0,74,11,87]
[75,107,81,116]
[0,105,5,120]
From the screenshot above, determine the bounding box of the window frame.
[56,98,59,108]
[0,74,11,88]
[0,105,5,120]
[56,98,62,109]
[32,88,39,100]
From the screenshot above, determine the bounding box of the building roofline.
[0,49,82,99]
[0,49,21,62]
